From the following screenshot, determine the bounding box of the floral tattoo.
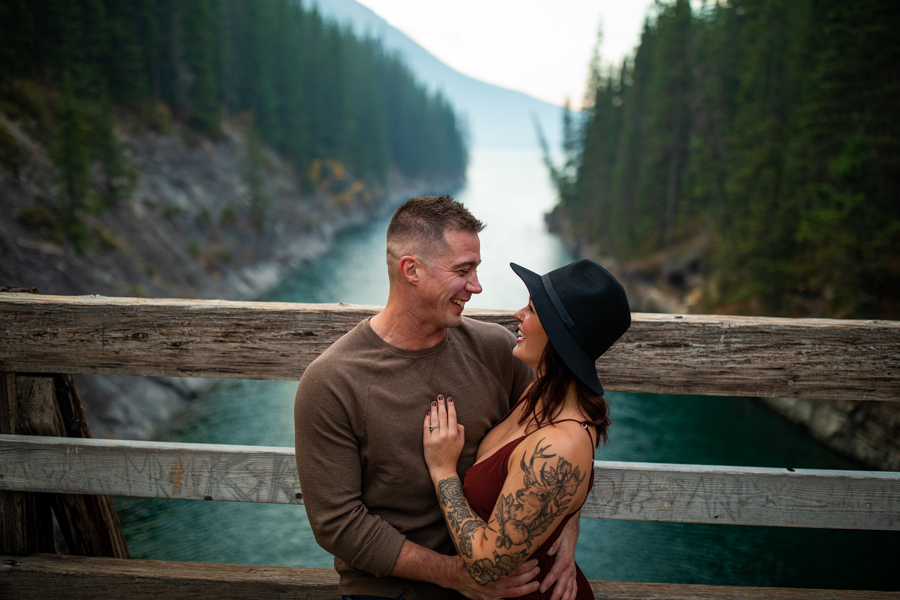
[435,438,586,584]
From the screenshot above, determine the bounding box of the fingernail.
[448,397,453,403]
[432,401,436,407]
[438,394,444,400]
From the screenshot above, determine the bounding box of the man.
[294,196,580,600]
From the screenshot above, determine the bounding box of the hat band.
[541,274,591,356]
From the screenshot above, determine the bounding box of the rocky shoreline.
[546,209,900,472]
[1,115,456,439]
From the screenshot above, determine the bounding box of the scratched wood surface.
[2,435,897,530]
[1,294,898,400]
[23,374,131,559]
[0,554,341,599]
[2,554,897,600]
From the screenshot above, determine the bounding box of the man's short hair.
[386,195,485,263]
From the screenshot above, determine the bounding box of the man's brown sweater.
[294,317,534,600]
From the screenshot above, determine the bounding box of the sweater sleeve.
[293,360,407,577]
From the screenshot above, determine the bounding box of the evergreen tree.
[2,0,469,234]
[550,0,900,318]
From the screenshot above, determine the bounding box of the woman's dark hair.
[517,339,610,447]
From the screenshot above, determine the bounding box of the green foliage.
[2,0,467,204]
[553,0,900,318]
[18,204,100,255]
[0,122,27,175]
[51,79,92,210]
[180,0,221,135]
[93,99,137,208]
[59,208,91,254]
[537,100,580,210]
[93,226,119,250]
[18,206,64,243]
[163,203,183,219]
[242,118,269,233]
[219,204,237,227]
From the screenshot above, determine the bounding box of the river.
[114,148,899,590]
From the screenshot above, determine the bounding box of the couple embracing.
[294,195,631,600]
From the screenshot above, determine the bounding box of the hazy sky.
[353,0,658,108]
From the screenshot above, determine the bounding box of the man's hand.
[391,540,540,599]
[448,555,541,600]
[540,512,580,600]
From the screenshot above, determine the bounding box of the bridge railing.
[1,293,898,599]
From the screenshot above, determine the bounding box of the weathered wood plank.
[586,579,900,599]
[0,377,56,555]
[1,294,898,400]
[0,554,340,599]
[583,460,899,530]
[0,435,303,505]
[51,374,130,559]
[0,372,33,555]
[0,373,15,435]
[15,376,65,437]
[2,435,898,530]
[2,554,897,600]
[10,375,130,559]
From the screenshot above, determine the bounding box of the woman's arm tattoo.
[437,477,483,559]
[435,439,586,584]
[493,438,585,551]
[437,477,528,583]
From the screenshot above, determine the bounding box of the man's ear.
[398,255,422,284]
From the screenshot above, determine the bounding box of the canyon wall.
[1,115,454,439]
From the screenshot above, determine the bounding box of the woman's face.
[512,297,549,372]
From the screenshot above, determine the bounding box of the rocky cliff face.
[760,397,900,471]
[1,114,454,439]
[546,208,900,471]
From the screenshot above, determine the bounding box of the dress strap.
[531,418,597,448]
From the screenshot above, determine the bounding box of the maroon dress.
[461,416,596,600]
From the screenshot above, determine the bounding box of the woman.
[424,259,631,600]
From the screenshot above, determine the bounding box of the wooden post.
[50,375,129,558]
[0,373,55,555]
[0,371,129,558]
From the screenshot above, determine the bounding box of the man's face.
[416,229,483,330]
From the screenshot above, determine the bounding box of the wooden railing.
[1,293,899,599]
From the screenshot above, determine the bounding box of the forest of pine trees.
[0,0,468,211]
[548,0,899,319]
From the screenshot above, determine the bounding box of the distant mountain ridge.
[309,0,566,149]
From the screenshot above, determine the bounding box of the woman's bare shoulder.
[508,421,596,485]
[521,419,596,456]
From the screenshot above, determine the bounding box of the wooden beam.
[49,375,130,559]
[0,435,303,505]
[0,376,55,555]
[0,554,340,600]
[2,435,898,531]
[2,554,896,600]
[584,460,900,530]
[1,294,898,400]
[0,372,28,555]
[4,375,129,558]
[15,376,65,437]
[587,579,900,599]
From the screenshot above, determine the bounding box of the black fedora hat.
[510,259,631,395]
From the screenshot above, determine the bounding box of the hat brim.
[510,263,604,396]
